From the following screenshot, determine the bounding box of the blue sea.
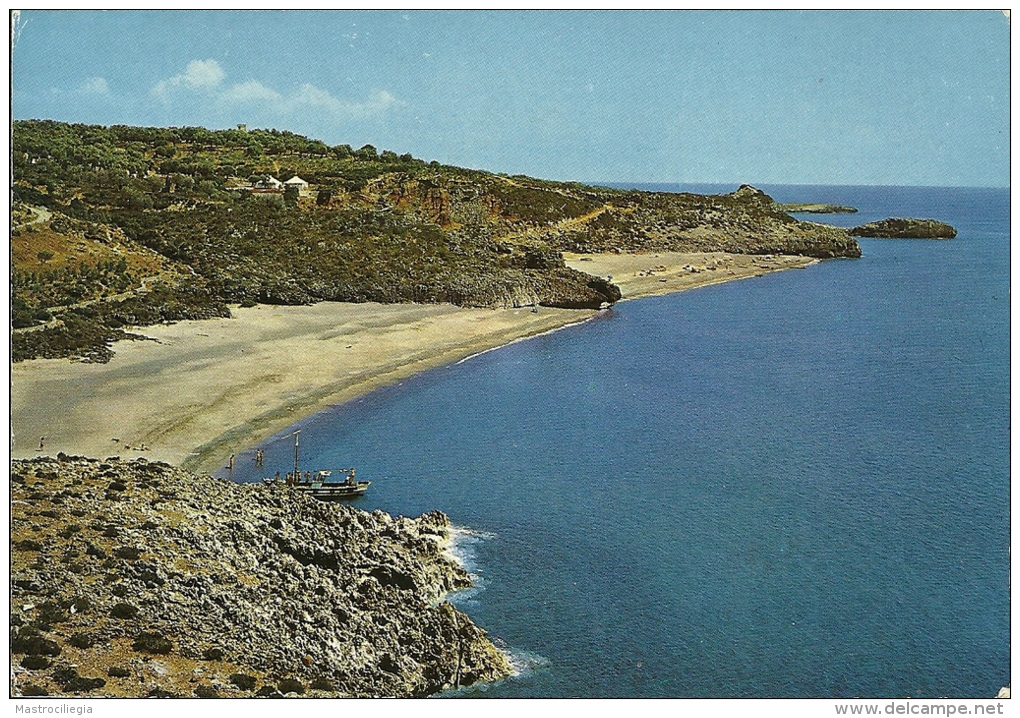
[226,185,1010,698]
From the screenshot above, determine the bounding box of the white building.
[254,175,283,190]
[284,176,309,192]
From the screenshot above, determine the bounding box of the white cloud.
[287,86,401,119]
[180,59,226,90]
[291,83,345,113]
[356,90,401,115]
[152,59,226,100]
[78,77,110,95]
[219,80,282,104]
[150,60,401,120]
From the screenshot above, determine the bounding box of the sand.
[10,252,815,474]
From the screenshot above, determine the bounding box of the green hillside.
[12,120,860,362]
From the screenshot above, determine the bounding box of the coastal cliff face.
[10,456,512,698]
[540,185,862,260]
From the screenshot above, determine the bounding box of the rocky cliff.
[544,185,862,260]
[10,455,512,698]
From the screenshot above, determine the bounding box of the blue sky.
[11,10,1010,187]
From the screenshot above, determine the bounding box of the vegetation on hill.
[12,120,860,362]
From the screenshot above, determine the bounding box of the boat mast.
[293,430,300,479]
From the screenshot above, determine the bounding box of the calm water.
[226,185,1010,698]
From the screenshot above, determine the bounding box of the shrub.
[132,631,172,654]
[57,524,82,539]
[20,654,52,670]
[69,632,95,649]
[52,668,106,693]
[11,627,61,656]
[278,678,305,695]
[110,602,138,619]
[107,666,131,678]
[229,673,257,691]
[36,599,70,628]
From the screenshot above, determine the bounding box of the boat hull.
[295,481,371,501]
[262,478,371,501]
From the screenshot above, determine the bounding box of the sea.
[224,185,1010,698]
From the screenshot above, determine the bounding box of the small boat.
[262,431,370,501]
[264,469,371,500]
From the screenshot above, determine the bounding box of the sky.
[10,10,1011,187]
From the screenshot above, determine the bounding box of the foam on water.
[442,526,495,606]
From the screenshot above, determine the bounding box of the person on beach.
[228,454,235,472]
[37,437,44,452]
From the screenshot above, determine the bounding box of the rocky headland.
[10,455,511,698]
[776,202,858,214]
[850,217,957,239]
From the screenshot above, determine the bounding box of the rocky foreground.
[10,455,512,697]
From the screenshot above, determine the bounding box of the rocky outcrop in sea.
[10,455,512,697]
[850,218,957,239]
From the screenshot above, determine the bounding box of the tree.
[284,185,300,207]
[354,144,377,160]
[37,250,55,264]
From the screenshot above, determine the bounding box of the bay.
[227,185,1010,698]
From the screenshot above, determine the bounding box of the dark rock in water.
[10,456,512,698]
[850,218,957,239]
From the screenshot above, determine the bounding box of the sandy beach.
[11,251,814,474]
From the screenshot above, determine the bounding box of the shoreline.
[11,251,816,475]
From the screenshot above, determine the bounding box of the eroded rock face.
[10,456,512,698]
[548,185,862,260]
[850,218,957,239]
